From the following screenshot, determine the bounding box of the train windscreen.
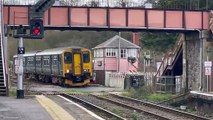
[83,52,90,63]
[64,52,72,63]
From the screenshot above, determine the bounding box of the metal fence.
[155,76,182,94]
[3,0,212,10]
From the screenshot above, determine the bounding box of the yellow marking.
[36,95,75,120]
[58,95,105,120]
[74,53,81,75]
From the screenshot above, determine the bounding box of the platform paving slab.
[0,96,53,120]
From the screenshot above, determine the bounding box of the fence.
[155,76,182,94]
[3,0,212,10]
[105,72,125,89]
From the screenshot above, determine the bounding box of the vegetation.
[9,87,16,96]
[140,32,178,53]
[123,87,175,102]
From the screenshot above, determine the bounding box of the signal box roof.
[93,35,140,49]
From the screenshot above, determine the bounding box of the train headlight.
[66,69,70,73]
[84,69,89,72]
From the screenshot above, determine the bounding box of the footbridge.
[2,1,210,31]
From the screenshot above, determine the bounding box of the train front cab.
[63,48,92,86]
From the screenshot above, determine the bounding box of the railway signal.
[30,18,44,39]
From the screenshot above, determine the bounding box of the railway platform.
[0,96,53,120]
[0,95,102,120]
[190,91,213,101]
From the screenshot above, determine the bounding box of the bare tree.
[116,0,127,7]
[90,0,99,7]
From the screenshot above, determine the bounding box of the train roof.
[24,51,41,57]
[13,51,41,58]
[35,46,83,56]
[13,46,88,57]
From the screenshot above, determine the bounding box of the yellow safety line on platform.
[36,95,75,120]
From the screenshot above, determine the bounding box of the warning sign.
[205,67,211,76]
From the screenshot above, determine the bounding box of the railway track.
[61,93,126,120]
[42,92,211,120]
[93,93,211,120]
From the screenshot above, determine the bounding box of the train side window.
[43,56,50,66]
[52,55,58,66]
[83,52,90,63]
[36,56,41,66]
[64,52,72,64]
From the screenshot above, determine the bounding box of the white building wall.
[105,72,125,89]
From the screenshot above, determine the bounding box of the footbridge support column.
[184,30,211,92]
[182,33,187,93]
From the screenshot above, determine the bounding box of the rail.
[155,34,184,82]
[61,93,126,120]
[108,93,212,120]
[3,0,211,10]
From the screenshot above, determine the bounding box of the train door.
[73,49,82,75]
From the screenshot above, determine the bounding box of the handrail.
[155,34,184,82]
[0,0,7,87]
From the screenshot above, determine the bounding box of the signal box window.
[120,49,126,58]
[64,52,72,64]
[83,52,90,63]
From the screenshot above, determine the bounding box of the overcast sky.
[3,0,147,5]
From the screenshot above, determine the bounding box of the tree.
[90,1,99,7]
[156,0,212,10]
[140,32,178,53]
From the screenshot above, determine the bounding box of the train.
[13,47,93,87]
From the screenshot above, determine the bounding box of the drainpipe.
[197,30,203,91]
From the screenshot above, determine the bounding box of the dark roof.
[93,35,141,49]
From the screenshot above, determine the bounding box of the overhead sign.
[205,67,211,76]
[204,61,212,67]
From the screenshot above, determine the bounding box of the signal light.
[30,18,44,39]
[33,28,40,35]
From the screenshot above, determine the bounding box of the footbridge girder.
[3,5,209,31]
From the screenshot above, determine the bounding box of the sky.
[3,0,147,5]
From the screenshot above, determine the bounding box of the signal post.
[16,26,25,99]
[13,0,55,99]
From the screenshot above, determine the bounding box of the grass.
[9,87,16,96]
[146,93,174,102]
[122,86,175,102]
[111,109,125,117]
[186,107,197,114]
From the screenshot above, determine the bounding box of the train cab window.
[64,52,72,64]
[83,52,90,63]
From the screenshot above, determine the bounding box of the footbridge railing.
[3,0,212,10]
[155,34,184,82]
